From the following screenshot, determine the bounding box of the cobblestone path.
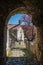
[6,57,38,65]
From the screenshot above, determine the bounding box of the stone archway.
[4,6,43,63]
[6,7,32,23]
[5,6,32,55]
[0,0,43,64]
[3,6,42,61]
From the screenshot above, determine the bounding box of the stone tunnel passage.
[6,13,38,65]
[0,0,43,65]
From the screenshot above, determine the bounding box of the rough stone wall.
[0,22,6,65]
[27,26,43,62]
[28,26,43,63]
[36,27,43,62]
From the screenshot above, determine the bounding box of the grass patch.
[8,50,13,57]
[22,49,34,58]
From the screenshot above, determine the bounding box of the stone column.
[6,28,10,56]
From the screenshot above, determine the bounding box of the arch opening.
[5,7,37,65]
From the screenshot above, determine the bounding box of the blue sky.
[8,14,24,24]
[8,14,32,25]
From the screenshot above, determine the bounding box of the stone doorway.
[6,11,38,65]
